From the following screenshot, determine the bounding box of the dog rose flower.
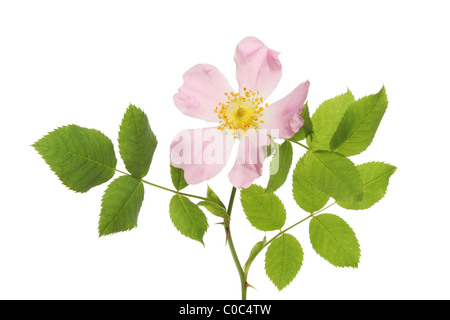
[170,37,309,188]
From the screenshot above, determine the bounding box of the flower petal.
[234,37,282,99]
[262,80,310,139]
[228,129,271,189]
[173,64,233,122]
[170,127,235,184]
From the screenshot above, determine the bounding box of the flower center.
[215,87,268,138]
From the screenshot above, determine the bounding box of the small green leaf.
[307,90,354,150]
[169,195,208,245]
[206,185,225,208]
[98,175,144,236]
[266,140,293,193]
[33,125,117,193]
[170,164,188,191]
[118,104,157,179]
[290,102,313,141]
[197,186,230,219]
[330,86,388,156]
[265,233,303,290]
[197,201,229,219]
[337,162,397,210]
[244,236,267,275]
[241,185,286,231]
[303,150,363,202]
[309,214,360,268]
[292,155,329,213]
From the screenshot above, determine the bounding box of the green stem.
[290,140,310,151]
[115,169,209,202]
[223,187,247,300]
[243,201,337,280]
[264,201,336,249]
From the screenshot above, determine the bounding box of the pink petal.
[228,129,271,189]
[170,127,235,184]
[262,80,310,139]
[173,64,233,122]
[234,37,282,99]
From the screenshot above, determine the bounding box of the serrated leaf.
[290,102,313,141]
[303,150,363,202]
[244,236,267,275]
[241,185,286,231]
[307,90,354,150]
[118,104,157,179]
[98,175,144,236]
[330,86,388,156]
[337,162,397,210]
[169,195,208,245]
[266,140,293,193]
[265,233,303,290]
[309,214,360,268]
[197,186,230,219]
[33,125,117,193]
[170,164,188,191]
[292,155,329,213]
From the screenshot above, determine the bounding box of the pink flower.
[170,37,309,189]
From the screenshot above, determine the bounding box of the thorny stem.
[223,187,247,300]
[117,163,334,300]
[116,168,247,298]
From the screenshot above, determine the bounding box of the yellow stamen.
[215,88,268,137]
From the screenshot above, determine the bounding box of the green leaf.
[307,90,354,150]
[337,162,397,210]
[244,236,267,275]
[330,86,388,156]
[290,102,313,141]
[118,104,157,179]
[265,233,303,290]
[169,195,208,245]
[240,185,286,231]
[303,150,363,202]
[266,140,293,193]
[309,214,360,268]
[98,175,145,236]
[206,185,225,208]
[197,186,230,219]
[198,201,229,219]
[292,155,329,213]
[33,125,117,193]
[263,139,277,158]
[170,164,188,191]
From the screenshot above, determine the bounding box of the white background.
[1,0,449,300]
